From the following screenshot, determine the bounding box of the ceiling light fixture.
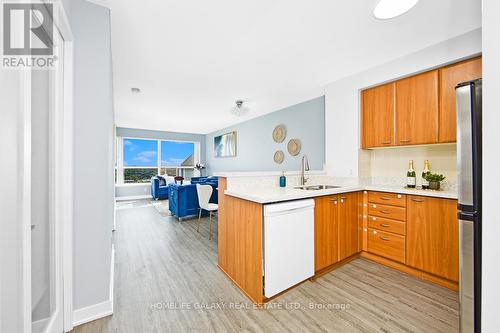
[373,0,419,20]
[230,99,249,116]
[131,87,141,94]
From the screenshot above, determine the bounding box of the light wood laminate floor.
[72,199,459,333]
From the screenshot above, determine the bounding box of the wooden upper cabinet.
[361,83,395,148]
[338,192,359,261]
[439,57,482,143]
[396,70,439,146]
[406,196,459,281]
[314,195,339,272]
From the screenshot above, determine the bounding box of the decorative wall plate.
[273,150,284,164]
[287,139,301,156]
[272,124,287,143]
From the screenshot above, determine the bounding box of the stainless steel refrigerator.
[456,78,482,333]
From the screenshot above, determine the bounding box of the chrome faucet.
[300,155,310,185]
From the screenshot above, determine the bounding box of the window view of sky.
[123,138,194,167]
[161,141,194,166]
[123,139,157,167]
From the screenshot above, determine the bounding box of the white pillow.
[163,176,175,184]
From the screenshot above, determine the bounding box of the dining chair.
[195,184,218,240]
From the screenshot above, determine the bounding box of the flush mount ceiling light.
[373,0,419,20]
[131,87,141,94]
[230,99,249,116]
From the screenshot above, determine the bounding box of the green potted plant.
[423,172,446,190]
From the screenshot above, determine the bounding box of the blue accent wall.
[205,96,325,174]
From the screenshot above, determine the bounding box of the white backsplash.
[226,174,456,192]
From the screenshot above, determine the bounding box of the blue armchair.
[168,183,218,220]
[151,176,169,200]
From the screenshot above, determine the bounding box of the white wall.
[324,28,482,177]
[30,70,51,321]
[68,0,115,315]
[481,1,500,330]
[0,71,25,333]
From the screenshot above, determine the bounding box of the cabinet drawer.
[368,216,406,235]
[368,203,406,221]
[368,191,406,207]
[367,229,405,263]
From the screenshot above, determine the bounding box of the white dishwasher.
[263,199,315,297]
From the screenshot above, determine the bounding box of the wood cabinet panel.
[338,192,359,261]
[367,228,405,263]
[368,216,406,236]
[314,195,339,272]
[406,196,459,281]
[217,177,264,303]
[368,191,406,207]
[368,203,406,221]
[361,83,395,148]
[439,57,482,142]
[396,70,439,145]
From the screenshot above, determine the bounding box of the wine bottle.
[421,160,430,190]
[407,160,416,188]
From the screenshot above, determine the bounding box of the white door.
[30,29,65,333]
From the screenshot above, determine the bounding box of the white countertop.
[224,184,457,204]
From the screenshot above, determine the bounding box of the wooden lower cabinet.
[314,192,359,272]
[315,191,459,290]
[338,192,359,261]
[314,195,339,271]
[406,196,459,282]
[367,228,406,263]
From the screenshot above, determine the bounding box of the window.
[160,141,195,180]
[122,138,158,183]
[161,141,194,167]
[115,137,199,184]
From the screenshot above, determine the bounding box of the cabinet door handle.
[400,139,411,143]
[379,223,390,228]
[381,140,391,144]
[379,197,391,201]
[379,210,391,214]
[380,236,391,241]
[411,198,425,203]
[331,200,338,205]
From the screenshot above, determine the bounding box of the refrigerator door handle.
[456,84,475,208]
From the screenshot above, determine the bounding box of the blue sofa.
[191,176,218,188]
[151,176,170,200]
[168,182,218,220]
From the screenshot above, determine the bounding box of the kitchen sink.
[294,185,341,190]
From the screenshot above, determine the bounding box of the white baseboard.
[32,317,50,333]
[72,300,113,327]
[115,194,151,201]
[73,246,115,327]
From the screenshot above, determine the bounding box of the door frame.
[19,2,74,333]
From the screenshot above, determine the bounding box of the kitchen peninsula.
[216,174,458,304]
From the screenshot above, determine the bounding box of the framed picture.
[214,131,237,157]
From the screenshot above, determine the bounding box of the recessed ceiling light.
[373,0,419,20]
[131,87,141,94]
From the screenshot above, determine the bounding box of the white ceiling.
[101,0,481,134]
